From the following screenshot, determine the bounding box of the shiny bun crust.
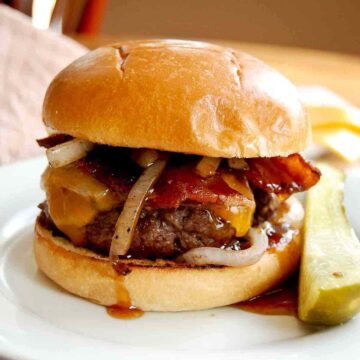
[34,218,301,311]
[43,39,310,158]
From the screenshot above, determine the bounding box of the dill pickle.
[299,163,360,325]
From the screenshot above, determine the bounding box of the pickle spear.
[299,163,360,325]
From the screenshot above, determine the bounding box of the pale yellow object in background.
[298,86,360,132]
[298,86,360,162]
[308,106,360,133]
[313,129,360,163]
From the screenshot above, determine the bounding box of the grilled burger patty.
[39,191,279,259]
[86,206,236,258]
[39,203,236,258]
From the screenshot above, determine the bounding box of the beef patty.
[86,206,236,258]
[39,190,279,259]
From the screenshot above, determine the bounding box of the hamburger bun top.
[43,39,310,158]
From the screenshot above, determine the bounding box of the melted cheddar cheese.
[210,174,255,237]
[42,165,120,245]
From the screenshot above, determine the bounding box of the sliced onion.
[228,158,249,170]
[196,156,221,177]
[46,139,94,168]
[110,158,167,258]
[132,149,159,168]
[182,227,268,267]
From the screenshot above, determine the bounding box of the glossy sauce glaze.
[234,274,298,316]
[106,259,144,319]
[107,305,144,319]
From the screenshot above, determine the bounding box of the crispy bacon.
[147,166,238,209]
[148,154,320,208]
[36,134,73,148]
[76,147,320,209]
[244,154,321,197]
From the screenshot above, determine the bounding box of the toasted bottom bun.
[34,218,301,311]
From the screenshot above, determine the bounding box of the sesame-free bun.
[43,39,310,158]
[34,217,301,312]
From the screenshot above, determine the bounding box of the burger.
[34,39,320,312]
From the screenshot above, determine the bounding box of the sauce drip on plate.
[234,275,298,316]
[107,305,144,319]
[106,259,144,319]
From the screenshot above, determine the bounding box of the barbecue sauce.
[233,222,300,317]
[107,305,144,319]
[233,274,298,316]
[106,260,144,319]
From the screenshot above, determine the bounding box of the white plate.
[1,157,360,360]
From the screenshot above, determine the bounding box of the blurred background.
[1,0,360,165]
[2,0,360,54]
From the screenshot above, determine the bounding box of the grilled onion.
[228,158,249,170]
[182,227,268,267]
[196,157,221,177]
[132,149,159,168]
[110,158,167,259]
[46,139,94,168]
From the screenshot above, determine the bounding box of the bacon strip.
[244,154,321,197]
[147,166,238,209]
[37,134,73,148]
[149,154,320,207]
[77,148,320,209]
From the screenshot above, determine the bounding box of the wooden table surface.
[73,35,360,107]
